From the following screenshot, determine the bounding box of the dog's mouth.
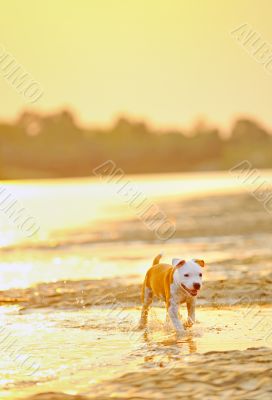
[180,284,199,297]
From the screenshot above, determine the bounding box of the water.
[1,170,272,289]
[0,171,272,399]
[1,305,271,399]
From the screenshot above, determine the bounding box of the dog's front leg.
[167,299,184,335]
[185,297,196,327]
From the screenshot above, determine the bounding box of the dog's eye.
[184,273,189,277]
[199,273,202,277]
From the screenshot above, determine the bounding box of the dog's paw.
[175,329,186,338]
[184,319,194,328]
[136,322,146,331]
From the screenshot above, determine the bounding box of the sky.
[0,0,272,132]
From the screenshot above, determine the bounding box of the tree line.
[0,110,271,179]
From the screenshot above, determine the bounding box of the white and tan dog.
[139,254,205,335]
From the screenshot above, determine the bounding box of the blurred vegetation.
[0,110,271,179]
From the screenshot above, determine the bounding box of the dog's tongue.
[181,284,198,296]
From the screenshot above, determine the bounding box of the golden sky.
[0,0,272,131]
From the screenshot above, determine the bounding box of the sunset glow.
[0,0,272,130]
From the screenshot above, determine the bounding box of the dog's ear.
[194,259,205,268]
[172,259,186,268]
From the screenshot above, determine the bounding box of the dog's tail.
[152,253,163,266]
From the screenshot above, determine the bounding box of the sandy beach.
[1,302,271,400]
[0,174,272,399]
[14,349,272,400]
[1,271,272,310]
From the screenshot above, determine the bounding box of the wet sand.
[1,271,272,310]
[1,177,272,399]
[0,306,271,400]
[18,349,272,399]
[87,347,272,400]
[1,264,272,399]
[20,345,272,400]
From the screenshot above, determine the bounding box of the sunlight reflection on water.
[1,172,272,399]
[0,306,271,399]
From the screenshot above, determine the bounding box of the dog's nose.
[193,283,201,290]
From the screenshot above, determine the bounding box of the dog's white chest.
[170,283,187,304]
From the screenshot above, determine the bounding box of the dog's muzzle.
[180,283,200,297]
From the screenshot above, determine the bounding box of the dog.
[139,253,205,335]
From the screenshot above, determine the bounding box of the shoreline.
[1,272,272,310]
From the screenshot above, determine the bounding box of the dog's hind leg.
[138,286,153,329]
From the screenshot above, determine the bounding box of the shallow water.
[1,233,272,291]
[1,172,272,292]
[1,305,271,399]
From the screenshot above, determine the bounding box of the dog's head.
[172,258,205,296]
